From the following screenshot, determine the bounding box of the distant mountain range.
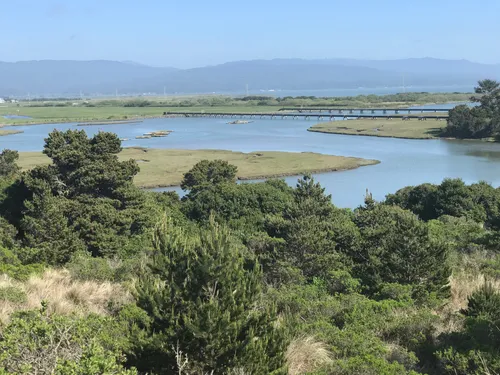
[1,58,499,97]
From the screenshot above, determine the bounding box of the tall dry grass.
[433,270,500,336]
[0,269,131,325]
[286,336,333,375]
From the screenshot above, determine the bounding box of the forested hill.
[1,58,500,96]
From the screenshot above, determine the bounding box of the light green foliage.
[0,310,133,374]
[0,286,26,304]
[134,216,286,374]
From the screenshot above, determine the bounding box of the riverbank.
[308,119,447,139]
[17,148,379,188]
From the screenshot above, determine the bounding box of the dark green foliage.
[445,79,500,139]
[265,176,359,283]
[0,150,20,178]
[1,130,156,262]
[386,178,500,230]
[183,179,294,233]
[354,202,451,300]
[181,159,237,192]
[133,217,286,374]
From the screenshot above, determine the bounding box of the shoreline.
[137,158,380,189]
[307,127,497,142]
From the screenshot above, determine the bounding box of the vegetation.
[0,130,499,374]
[445,79,500,139]
[17,148,379,188]
[308,118,446,139]
[1,92,469,125]
[0,130,23,137]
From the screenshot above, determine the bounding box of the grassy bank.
[18,148,379,188]
[308,118,447,139]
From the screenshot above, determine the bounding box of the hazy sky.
[1,0,499,68]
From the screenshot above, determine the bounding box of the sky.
[1,0,499,68]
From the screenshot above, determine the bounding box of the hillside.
[1,58,499,96]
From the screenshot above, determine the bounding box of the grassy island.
[0,129,24,136]
[308,118,447,139]
[18,148,379,188]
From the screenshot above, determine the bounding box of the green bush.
[0,286,26,304]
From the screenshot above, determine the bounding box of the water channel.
[1,104,499,208]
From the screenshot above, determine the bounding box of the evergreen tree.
[354,202,451,300]
[134,216,286,374]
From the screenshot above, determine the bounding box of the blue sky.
[1,0,499,68]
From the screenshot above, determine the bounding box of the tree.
[446,80,500,139]
[354,202,451,300]
[134,216,286,374]
[181,159,237,193]
[0,130,156,261]
[0,149,20,177]
[264,175,359,284]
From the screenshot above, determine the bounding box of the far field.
[0,91,468,126]
[17,148,379,188]
[308,118,447,139]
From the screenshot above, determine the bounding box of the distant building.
[0,98,5,104]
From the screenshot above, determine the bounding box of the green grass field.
[18,148,379,188]
[308,118,447,139]
[0,106,283,126]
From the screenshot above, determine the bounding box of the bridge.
[278,107,449,114]
[163,111,448,120]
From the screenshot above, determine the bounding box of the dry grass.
[309,118,447,139]
[286,336,333,375]
[433,270,500,336]
[0,269,131,325]
[17,148,379,188]
[449,272,500,313]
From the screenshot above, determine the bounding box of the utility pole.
[403,74,406,94]
[246,84,249,96]
[164,86,166,96]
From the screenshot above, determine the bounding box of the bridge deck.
[164,111,448,120]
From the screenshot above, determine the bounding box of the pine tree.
[134,216,287,374]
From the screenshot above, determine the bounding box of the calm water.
[2,106,499,208]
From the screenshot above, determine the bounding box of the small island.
[228,120,253,124]
[0,129,24,137]
[135,130,172,139]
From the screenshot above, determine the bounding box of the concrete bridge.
[163,111,448,120]
[278,107,450,114]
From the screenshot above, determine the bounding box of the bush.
[0,286,26,304]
